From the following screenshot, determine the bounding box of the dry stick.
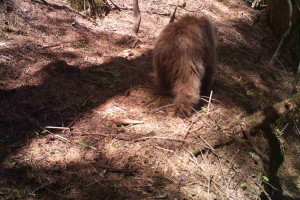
[207,91,213,112]
[154,145,174,152]
[169,5,178,23]
[201,95,222,103]
[196,135,215,151]
[24,114,70,142]
[169,1,187,23]
[228,150,239,166]
[30,182,53,195]
[143,96,160,106]
[192,92,300,157]
[255,182,272,200]
[147,104,174,113]
[67,114,81,129]
[134,136,196,143]
[184,113,203,139]
[279,123,289,135]
[263,180,278,191]
[190,124,204,134]
[200,97,210,103]
[112,118,144,125]
[44,126,70,131]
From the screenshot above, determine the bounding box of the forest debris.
[112,118,144,126]
[169,1,186,23]
[44,126,70,131]
[255,182,272,200]
[24,114,71,142]
[207,91,213,112]
[169,5,178,23]
[193,92,300,156]
[134,136,193,143]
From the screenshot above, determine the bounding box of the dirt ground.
[0,0,298,199]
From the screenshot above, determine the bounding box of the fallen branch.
[112,118,144,126]
[169,5,178,23]
[193,92,300,156]
[169,2,186,23]
[134,136,196,143]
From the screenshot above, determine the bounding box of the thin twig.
[24,114,70,142]
[184,113,203,139]
[68,114,81,128]
[112,118,144,125]
[30,182,52,195]
[45,126,70,131]
[254,182,272,200]
[263,180,278,191]
[147,104,174,113]
[201,95,221,103]
[169,5,178,23]
[196,135,215,151]
[279,123,289,136]
[134,136,195,143]
[207,91,213,112]
[229,150,240,166]
[143,96,159,106]
[154,145,174,152]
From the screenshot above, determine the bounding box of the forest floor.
[0,0,299,199]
